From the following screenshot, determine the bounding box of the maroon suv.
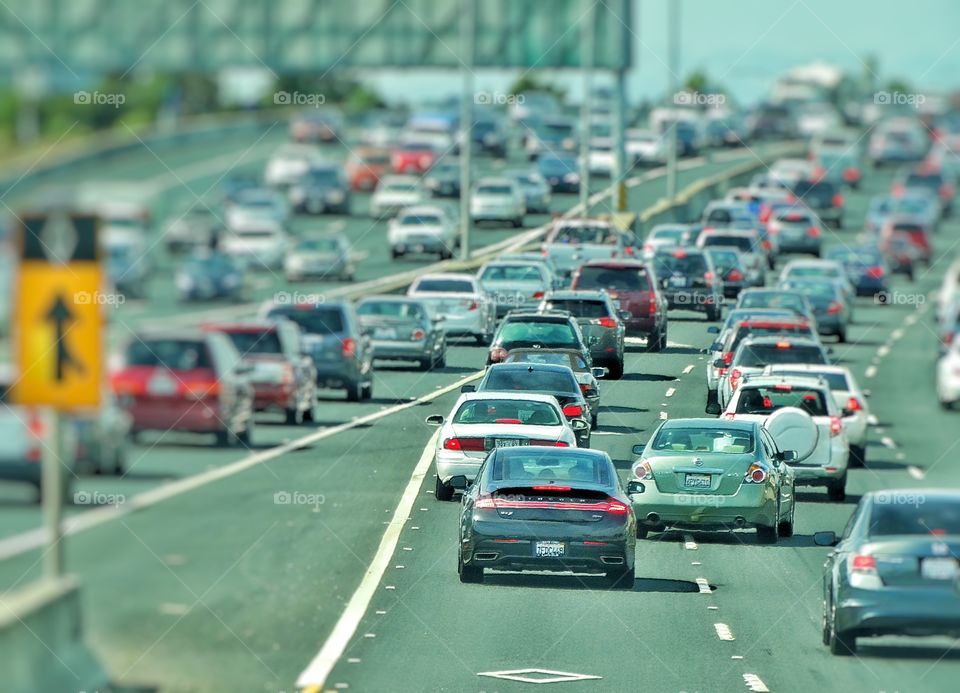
[570,260,669,351]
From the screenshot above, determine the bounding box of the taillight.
[531,291,545,299]
[624,246,634,256]
[562,404,583,417]
[632,460,653,480]
[411,329,426,341]
[851,554,876,570]
[761,239,772,251]
[827,301,843,314]
[474,494,496,509]
[806,226,820,237]
[729,368,742,390]
[489,346,508,362]
[744,463,767,484]
[342,337,357,358]
[604,498,630,515]
[865,266,884,278]
[849,553,882,589]
[832,193,844,208]
[727,269,743,282]
[648,294,657,315]
[529,439,570,447]
[467,301,479,311]
[843,167,859,182]
[759,207,771,223]
[184,379,221,400]
[846,397,862,412]
[940,183,954,199]
[579,383,591,395]
[594,317,617,329]
[443,437,485,452]
[829,415,842,437]
[704,271,714,287]
[723,352,732,365]
[892,183,905,196]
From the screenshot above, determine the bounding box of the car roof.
[414,273,477,282]
[460,391,561,405]
[485,362,575,375]
[739,374,827,389]
[740,335,823,348]
[658,417,756,433]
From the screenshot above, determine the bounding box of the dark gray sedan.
[538,290,627,379]
[504,348,606,428]
[817,489,960,655]
[356,296,447,371]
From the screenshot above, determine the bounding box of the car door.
[761,428,794,519]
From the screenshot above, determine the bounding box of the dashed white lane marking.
[659,411,669,420]
[909,466,926,480]
[478,669,602,684]
[881,436,896,449]
[875,427,886,435]
[877,345,890,358]
[296,429,441,688]
[743,673,770,692]
[865,365,877,379]
[867,414,879,426]
[714,623,736,641]
[696,577,712,594]
[159,602,190,616]
[891,328,904,341]
[683,534,698,550]
[665,388,676,397]
[683,364,695,374]
[905,314,918,326]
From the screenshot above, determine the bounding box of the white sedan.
[407,273,496,345]
[370,175,426,218]
[425,392,585,500]
[470,177,526,227]
[937,336,960,409]
[388,204,458,260]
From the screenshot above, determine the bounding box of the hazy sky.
[362,0,960,105]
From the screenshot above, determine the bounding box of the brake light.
[594,317,617,329]
[533,485,570,491]
[411,329,426,341]
[849,553,882,589]
[851,554,876,570]
[648,294,657,315]
[579,383,594,396]
[723,352,733,365]
[759,207,772,223]
[744,463,767,484]
[761,239,772,251]
[832,193,844,208]
[672,249,687,258]
[827,301,843,314]
[624,246,634,256]
[704,271,714,287]
[342,337,357,358]
[489,346,508,362]
[892,182,905,196]
[475,494,496,509]
[467,301,479,311]
[830,415,842,437]
[633,460,653,481]
[865,266,884,278]
[772,384,793,391]
[494,418,522,424]
[25,410,43,462]
[729,368,742,390]
[940,183,954,199]
[443,437,485,452]
[531,291,545,299]
[562,404,583,417]
[846,397,862,412]
[727,269,743,282]
[604,498,629,515]
[843,167,859,182]
[806,226,820,237]
[775,341,791,349]
[184,379,220,400]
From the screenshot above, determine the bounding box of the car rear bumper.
[436,451,485,483]
[776,237,821,253]
[252,382,297,412]
[629,485,778,529]
[129,401,224,433]
[371,340,432,360]
[623,316,657,336]
[314,363,361,389]
[434,312,486,337]
[837,588,960,636]
[0,461,42,485]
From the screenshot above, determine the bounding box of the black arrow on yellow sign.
[46,294,85,382]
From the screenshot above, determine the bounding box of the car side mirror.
[591,367,607,379]
[778,449,798,462]
[707,326,720,334]
[813,531,838,547]
[712,358,727,369]
[626,480,645,495]
[425,415,444,426]
[570,419,589,431]
[460,384,476,393]
[448,475,468,490]
[705,401,722,415]
[631,443,646,456]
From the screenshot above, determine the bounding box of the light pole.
[666,0,681,201]
[458,0,476,260]
[579,0,595,215]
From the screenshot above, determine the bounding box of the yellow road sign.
[12,213,103,409]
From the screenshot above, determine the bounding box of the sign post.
[13,211,102,578]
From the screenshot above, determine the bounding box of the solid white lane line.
[665,388,676,398]
[908,466,926,480]
[296,428,441,689]
[714,623,735,641]
[696,577,711,594]
[0,370,482,563]
[865,366,877,379]
[683,534,698,550]
[743,673,770,692]
[682,364,695,374]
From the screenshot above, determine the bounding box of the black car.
[652,248,723,321]
[176,251,248,302]
[487,311,593,367]
[537,154,580,193]
[423,159,461,198]
[818,489,960,656]
[456,446,636,586]
[469,362,592,446]
[792,178,844,227]
[289,165,351,215]
[825,246,890,298]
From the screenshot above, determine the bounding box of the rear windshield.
[413,278,474,293]
[505,352,585,369]
[483,368,578,395]
[499,321,578,348]
[576,266,649,291]
[541,299,610,319]
[736,344,826,367]
[550,226,610,244]
[735,385,829,416]
[774,370,849,391]
[452,399,561,426]
[223,330,282,355]
[869,497,960,537]
[481,265,544,282]
[357,301,426,320]
[651,426,754,454]
[477,185,512,195]
[399,214,442,226]
[491,451,611,485]
[267,307,344,335]
[738,292,807,312]
[729,324,812,351]
[654,253,708,276]
[702,235,754,252]
[126,340,213,370]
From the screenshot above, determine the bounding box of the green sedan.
[626,418,796,543]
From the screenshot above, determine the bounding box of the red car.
[391,142,437,174]
[570,260,669,352]
[110,331,255,447]
[881,216,932,266]
[346,147,391,191]
[203,321,318,425]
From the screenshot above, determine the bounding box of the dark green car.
[817,489,960,655]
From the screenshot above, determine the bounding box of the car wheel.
[778,515,794,538]
[836,329,847,344]
[828,606,857,656]
[827,475,847,501]
[646,328,663,353]
[284,406,303,426]
[418,357,432,371]
[435,475,454,501]
[390,249,401,260]
[475,333,489,346]
[756,523,779,544]
[361,381,374,401]
[636,525,648,539]
[607,360,624,380]
[346,381,363,402]
[606,565,635,589]
[112,447,126,476]
[590,412,598,430]
[940,399,955,411]
[435,351,447,369]
[303,404,316,423]
[237,421,254,448]
[512,217,523,228]
[215,429,236,448]
[850,444,866,467]
[458,552,483,583]
[706,305,721,322]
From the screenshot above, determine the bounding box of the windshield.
[452,399,561,426]
[654,253,708,275]
[739,292,807,313]
[126,340,213,370]
[651,426,755,453]
[357,301,426,320]
[702,235,754,252]
[476,185,512,195]
[223,330,282,355]
[735,385,829,416]
[575,266,649,291]
[483,369,578,395]
[505,352,585,369]
[869,497,960,537]
[413,278,474,293]
[550,226,614,244]
[399,214,442,226]
[491,450,611,485]
[498,321,578,348]
[295,239,339,252]
[736,344,826,367]
[266,307,344,334]
[541,299,609,319]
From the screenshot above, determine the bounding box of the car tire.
[606,565,635,589]
[636,525,648,539]
[778,516,794,538]
[836,329,847,344]
[607,360,624,380]
[475,333,489,346]
[346,381,363,402]
[361,381,374,401]
[303,404,316,423]
[706,305,721,322]
[827,475,847,501]
[647,328,664,353]
[237,421,254,448]
[418,358,432,371]
[285,406,303,426]
[435,475,454,501]
[390,249,401,260]
[215,429,237,448]
[512,217,523,228]
[112,447,126,476]
[591,412,598,430]
[828,609,857,656]
[435,351,447,369]
[849,444,866,467]
[458,553,483,583]
[756,523,779,544]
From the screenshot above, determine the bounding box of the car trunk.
[244,354,289,385]
[360,316,421,341]
[649,454,754,494]
[302,333,347,364]
[486,486,614,523]
[864,537,960,588]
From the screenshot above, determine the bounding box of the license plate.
[147,373,177,396]
[495,438,525,448]
[373,327,398,340]
[669,275,688,288]
[535,541,565,557]
[684,473,712,489]
[921,557,960,580]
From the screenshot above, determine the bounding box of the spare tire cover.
[763,406,818,462]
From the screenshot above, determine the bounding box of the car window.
[499,321,578,348]
[452,399,561,426]
[267,307,345,335]
[542,299,610,319]
[702,235,754,252]
[650,426,754,454]
[654,253,709,275]
[736,344,826,367]
[551,226,606,244]
[358,301,426,320]
[491,451,611,485]
[413,278,474,293]
[735,385,829,417]
[222,329,282,356]
[481,265,544,282]
[126,339,213,370]
[868,497,960,537]
[483,369,578,395]
[575,266,649,291]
